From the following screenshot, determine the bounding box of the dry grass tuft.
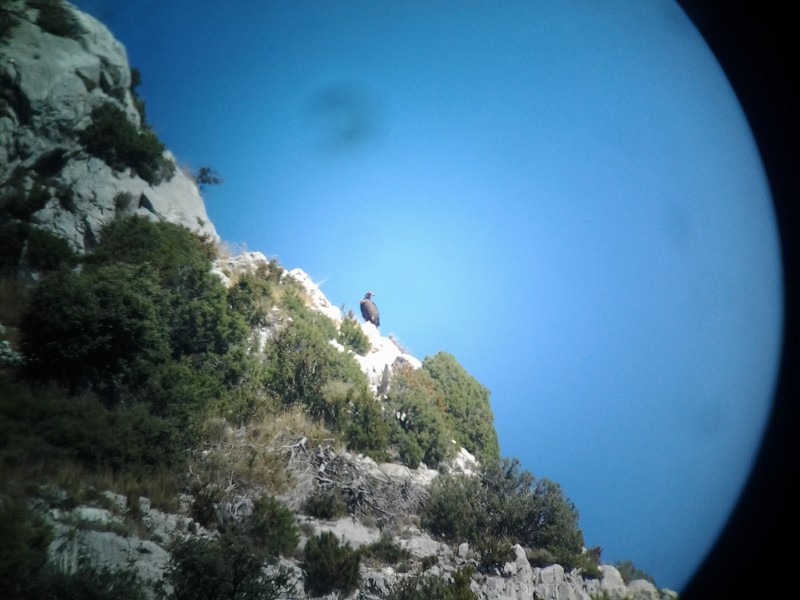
[189,406,338,497]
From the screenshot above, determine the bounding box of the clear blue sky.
[70,1,784,592]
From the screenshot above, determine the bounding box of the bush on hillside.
[0,221,29,273]
[361,532,411,565]
[385,567,477,600]
[301,487,347,519]
[13,216,258,472]
[615,559,656,586]
[24,227,78,272]
[164,532,289,600]
[227,272,273,327]
[84,215,216,278]
[337,310,370,355]
[301,531,361,597]
[0,496,53,599]
[262,316,370,429]
[421,458,584,560]
[343,391,391,459]
[20,262,171,397]
[78,102,174,185]
[46,562,148,600]
[246,495,299,561]
[0,496,147,600]
[385,365,452,468]
[421,351,499,464]
[0,378,189,470]
[0,168,51,220]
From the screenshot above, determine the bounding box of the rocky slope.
[0,2,679,599]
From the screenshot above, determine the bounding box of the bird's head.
[364,291,375,299]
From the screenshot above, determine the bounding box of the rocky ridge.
[1,0,216,258]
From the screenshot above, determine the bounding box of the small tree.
[421,458,584,561]
[337,310,370,355]
[302,532,360,596]
[247,496,299,561]
[195,166,222,189]
[164,532,289,600]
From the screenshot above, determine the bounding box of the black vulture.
[359,291,380,326]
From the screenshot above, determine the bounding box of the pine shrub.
[361,532,411,565]
[301,531,360,597]
[247,495,299,561]
[164,532,289,600]
[337,311,370,355]
[78,103,175,185]
[301,487,347,519]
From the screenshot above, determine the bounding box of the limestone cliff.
[0,0,216,260]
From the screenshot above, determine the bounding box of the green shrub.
[54,182,75,211]
[526,547,558,568]
[615,559,656,586]
[21,216,247,396]
[78,102,174,185]
[211,348,274,425]
[30,0,78,38]
[0,169,50,220]
[386,365,452,468]
[20,262,171,396]
[421,352,499,464]
[85,215,215,287]
[420,473,486,542]
[262,317,369,428]
[343,392,391,459]
[337,310,370,355]
[113,191,133,214]
[46,561,148,600]
[129,67,147,124]
[0,221,28,273]
[421,458,584,561]
[0,497,53,599]
[476,537,515,571]
[301,531,360,597]
[227,273,273,326]
[361,532,411,565]
[164,532,289,600]
[247,495,299,561]
[302,487,347,519]
[0,379,189,471]
[187,480,223,530]
[85,217,247,359]
[386,567,477,600]
[24,227,78,272]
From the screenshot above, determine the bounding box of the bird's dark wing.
[360,299,370,321]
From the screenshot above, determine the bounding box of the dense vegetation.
[0,213,607,595]
[422,458,585,566]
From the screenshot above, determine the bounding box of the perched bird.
[359,291,380,326]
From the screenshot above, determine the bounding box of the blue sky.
[70,1,784,592]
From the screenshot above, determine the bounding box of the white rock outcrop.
[1,1,216,257]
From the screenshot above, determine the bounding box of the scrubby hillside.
[0,2,677,599]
